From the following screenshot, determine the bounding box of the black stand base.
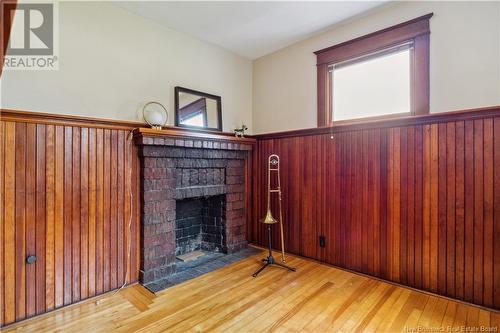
[252,224,296,278]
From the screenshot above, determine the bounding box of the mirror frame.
[174,86,223,131]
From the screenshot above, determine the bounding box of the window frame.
[315,13,432,127]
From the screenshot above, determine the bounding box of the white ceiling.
[115,1,388,60]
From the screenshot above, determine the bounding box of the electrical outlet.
[319,235,326,248]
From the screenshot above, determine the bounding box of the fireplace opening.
[175,195,226,260]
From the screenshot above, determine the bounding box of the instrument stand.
[252,224,296,277]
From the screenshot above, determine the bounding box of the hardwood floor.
[3,249,499,332]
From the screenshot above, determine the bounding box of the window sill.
[329,112,412,127]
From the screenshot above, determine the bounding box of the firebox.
[175,195,226,256]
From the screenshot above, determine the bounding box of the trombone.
[252,154,295,277]
[262,154,286,262]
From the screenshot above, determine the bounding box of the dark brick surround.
[135,132,252,290]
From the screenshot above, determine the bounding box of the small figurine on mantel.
[234,124,248,138]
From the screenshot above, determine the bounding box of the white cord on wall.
[96,129,137,305]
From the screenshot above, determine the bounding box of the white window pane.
[182,113,204,127]
[332,49,410,121]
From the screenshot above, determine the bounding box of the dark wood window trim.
[1,0,18,76]
[315,13,433,127]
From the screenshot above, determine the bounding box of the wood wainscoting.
[0,110,142,327]
[249,106,500,311]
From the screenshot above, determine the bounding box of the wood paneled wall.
[250,107,500,310]
[0,112,141,327]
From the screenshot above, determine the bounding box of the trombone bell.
[261,209,278,224]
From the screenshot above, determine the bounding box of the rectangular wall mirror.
[174,86,222,131]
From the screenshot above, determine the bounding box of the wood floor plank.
[440,302,457,329]
[362,288,405,332]
[400,293,429,331]
[375,288,412,332]
[452,303,469,327]
[2,252,498,333]
[268,281,334,332]
[352,284,398,332]
[333,282,389,332]
[387,291,427,332]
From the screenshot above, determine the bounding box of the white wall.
[0,1,253,133]
[253,1,500,134]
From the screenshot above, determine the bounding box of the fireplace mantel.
[133,127,256,150]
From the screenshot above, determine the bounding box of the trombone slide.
[262,154,287,263]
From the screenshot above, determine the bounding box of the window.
[315,14,432,126]
[332,44,411,121]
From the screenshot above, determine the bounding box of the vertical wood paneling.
[387,129,393,279]
[54,126,64,308]
[88,128,97,297]
[493,118,500,309]
[4,122,16,324]
[45,125,55,311]
[422,124,431,290]
[15,123,26,320]
[290,138,301,255]
[35,124,46,315]
[133,143,141,281]
[72,128,81,303]
[473,120,484,305]
[333,134,342,266]
[379,129,388,280]
[430,124,439,293]
[117,131,125,286]
[414,125,424,289]
[437,123,447,295]
[446,122,456,298]
[362,131,370,274]
[464,120,474,303]
[252,112,500,311]
[123,132,131,285]
[103,130,111,291]
[110,131,118,289]
[80,128,89,300]
[392,128,401,282]
[399,127,408,285]
[96,129,104,295]
[455,121,466,300]
[373,129,381,278]
[63,127,73,306]
[25,124,36,317]
[483,119,493,307]
[0,119,140,327]
[406,126,415,286]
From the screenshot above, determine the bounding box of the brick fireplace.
[134,128,254,291]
